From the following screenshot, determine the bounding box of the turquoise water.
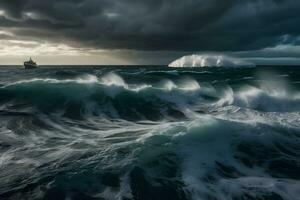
[0,66,300,200]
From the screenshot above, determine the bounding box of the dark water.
[0,65,300,200]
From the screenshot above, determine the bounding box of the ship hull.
[24,63,38,69]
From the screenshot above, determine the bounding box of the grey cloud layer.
[0,0,300,51]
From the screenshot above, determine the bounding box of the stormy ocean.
[0,65,300,200]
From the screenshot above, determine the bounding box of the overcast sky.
[0,0,300,65]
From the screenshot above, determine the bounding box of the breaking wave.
[169,54,255,68]
[1,72,299,119]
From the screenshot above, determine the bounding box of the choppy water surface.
[0,65,300,200]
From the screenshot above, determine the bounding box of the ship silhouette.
[24,57,38,69]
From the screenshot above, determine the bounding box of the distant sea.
[0,65,300,200]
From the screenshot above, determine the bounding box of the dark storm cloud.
[0,0,300,51]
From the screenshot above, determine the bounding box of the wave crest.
[169,54,255,68]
